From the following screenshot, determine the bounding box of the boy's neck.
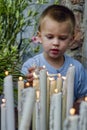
[43,53,65,69]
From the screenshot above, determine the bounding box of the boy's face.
[38,16,74,60]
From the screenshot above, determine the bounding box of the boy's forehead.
[41,16,73,27]
[39,16,74,34]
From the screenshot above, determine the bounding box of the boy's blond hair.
[38,5,75,34]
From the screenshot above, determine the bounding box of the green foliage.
[0,0,34,96]
[0,0,59,102]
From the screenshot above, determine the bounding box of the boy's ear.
[37,31,42,43]
[68,36,74,49]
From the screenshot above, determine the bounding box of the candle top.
[70,64,73,67]
[58,73,61,77]
[54,88,58,93]
[2,98,6,103]
[70,108,76,115]
[43,65,46,69]
[19,76,23,81]
[5,71,9,76]
[25,82,30,87]
[84,97,87,102]
[33,72,39,78]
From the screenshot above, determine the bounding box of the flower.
[31,36,40,44]
[31,36,41,53]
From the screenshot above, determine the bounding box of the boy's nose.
[53,38,60,45]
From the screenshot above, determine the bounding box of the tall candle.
[33,72,39,90]
[19,87,35,130]
[4,75,15,130]
[56,73,63,92]
[39,69,47,130]
[32,90,40,130]
[62,77,67,124]
[18,76,24,125]
[35,100,40,130]
[66,65,75,116]
[63,108,79,130]
[47,75,50,130]
[1,99,6,130]
[49,77,56,96]
[50,90,62,130]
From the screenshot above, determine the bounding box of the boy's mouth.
[50,49,60,54]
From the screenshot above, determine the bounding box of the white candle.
[56,73,63,92]
[33,71,39,90]
[18,76,24,125]
[19,87,35,130]
[50,90,62,130]
[4,75,15,130]
[47,76,50,130]
[39,69,47,130]
[18,76,24,89]
[1,99,6,130]
[62,77,67,124]
[35,100,40,130]
[36,90,40,130]
[63,108,79,130]
[66,65,75,116]
[32,90,40,130]
[79,98,87,130]
[49,77,56,96]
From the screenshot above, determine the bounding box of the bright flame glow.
[54,88,58,93]
[33,72,39,78]
[58,73,61,77]
[25,82,30,87]
[2,98,6,103]
[5,71,9,76]
[19,76,23,81]
[70,108,76,115]
[84,97,87,102]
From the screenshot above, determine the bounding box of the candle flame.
[84,97,87,102]
[70,108,76,115]
[54,88,58,93]
[70,64,73,67]
[33,72,39,78]
[47,71,49,76]
[49,77,55,81]
[2,98,6,103]
[19,76,23,81]
[62,76,66,80]
[5,71,9,76]
[25,82,30,87]
[58,73,61,77]
[43,65,46,69]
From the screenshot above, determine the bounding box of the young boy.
[21,4,87,103]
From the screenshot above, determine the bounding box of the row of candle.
[1,64,87,130]
[18,64,75,130]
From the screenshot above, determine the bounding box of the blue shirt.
[21,53,87,101]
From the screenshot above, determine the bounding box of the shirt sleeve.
[74,65,87,100]
[21,58,34,75]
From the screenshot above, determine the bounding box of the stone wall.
[60,0,85,63]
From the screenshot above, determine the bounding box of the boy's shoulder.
[65,54,83,68]
[23,53,43,65]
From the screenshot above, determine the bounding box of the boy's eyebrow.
[46,33,69,36]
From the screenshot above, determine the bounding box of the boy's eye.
[59,36,68,40]
[46,35,53,39]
